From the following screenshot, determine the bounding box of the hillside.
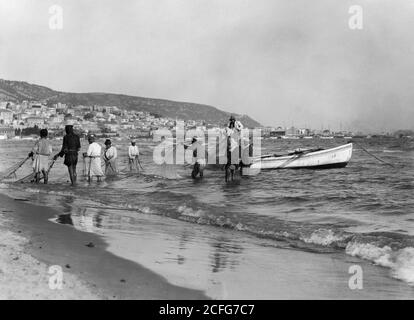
[0,79,261,127]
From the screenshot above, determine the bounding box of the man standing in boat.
[54,122,81,186]
[226,115,243,135]
[225,115,243,181]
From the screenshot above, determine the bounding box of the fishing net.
[0,156,30,182]
[157,142,182,179]
[15,159,56,183]
[159,163,182,179]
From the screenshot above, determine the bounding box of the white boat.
[248,143,353,170]
[0,134,7,140]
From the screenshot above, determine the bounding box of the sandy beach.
[0,193,206,299]
[1,191,413,299]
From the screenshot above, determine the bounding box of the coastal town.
[0,100,412,141]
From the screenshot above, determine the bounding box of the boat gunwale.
[256,143,353,162]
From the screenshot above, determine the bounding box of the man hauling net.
[54,123,81,185]
[29,128,53,184]
[83,135,104,182]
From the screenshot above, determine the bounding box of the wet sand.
[1,192,413,299]
[96,208,414,299]
[0,193,207,299]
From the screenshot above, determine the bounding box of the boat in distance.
[248,143,353,170]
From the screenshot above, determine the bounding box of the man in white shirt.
[225,116,244,182]
[128,140,140,172]
[83,135,104,182]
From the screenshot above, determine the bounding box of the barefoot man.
[104,139,118,176]
[83,135,104,182]
[54,123,81,185]
[128,139,140,172]
[29,128,53,184]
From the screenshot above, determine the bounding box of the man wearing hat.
[83,135,104,182]
[30,128,53,184]
[103,139,118,176]
[54,121,81,185]
[226,115,243,135]
[128,139,140,172]
[224,115,243,182]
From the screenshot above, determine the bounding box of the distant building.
[322,129,331,137]
[81,122,100,133]
[0,126,15,138]
[285,126,300,136]
[270,127,286,137]
[55,103,67,112]
[0,109,13,125]
[26,117,45,127]
[299,128,311,136]
[48,114,65,127]
[258,127,272,137]
[30,104,47,113]
[105,123,120,131]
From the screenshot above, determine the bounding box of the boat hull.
[249,143,353,170]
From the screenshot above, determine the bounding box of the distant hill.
[0,79,261,127]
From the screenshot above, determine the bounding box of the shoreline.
[0,193,207,299]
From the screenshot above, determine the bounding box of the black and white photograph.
[0,0,413,303]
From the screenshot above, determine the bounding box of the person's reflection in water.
[210,237,243,273]
[56,213,74,226]
[59,196,75,215]
[94,209,105,229]
[178,230,190,250]
[176,230,191,265]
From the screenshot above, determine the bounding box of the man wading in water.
[128,139,140,172]
[29,128,53,184]
[225,115,243,182]
[83,135,104,182]
[54,124,81,185]
[103,139,118,176]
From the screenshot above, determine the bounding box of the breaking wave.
[2,179,414,286]
[346,242,414,285]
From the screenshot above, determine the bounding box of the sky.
[0,0,413,132]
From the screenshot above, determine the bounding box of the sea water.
[0,137,413,297]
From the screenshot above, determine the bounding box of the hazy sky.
[1,0,413,131]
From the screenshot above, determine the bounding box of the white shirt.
[226,121,244,136]
[225,127,235,137]
[87,142,102,157]
[235,120,243,131]
[105,146,117,160]
[128,145,139,159]
[33,139,53,156]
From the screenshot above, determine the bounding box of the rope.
[137,157,144,170]
[353,141,395,168]
[15,159,56,183]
